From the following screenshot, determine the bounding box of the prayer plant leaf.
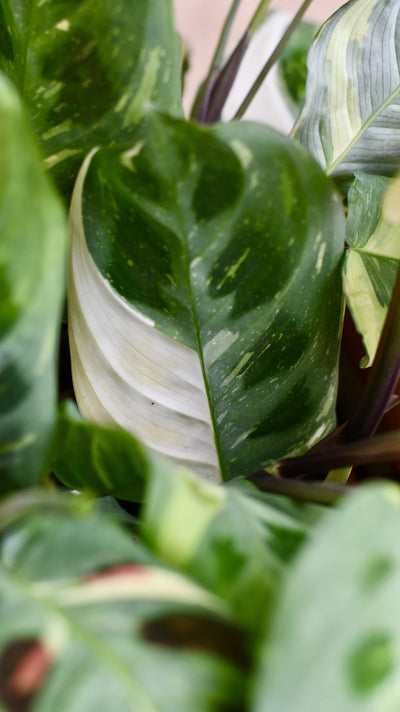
[343,172,400,366]
[252,484,400,712]
[293,0,400,179]
[0,497,247,712]
[68,110,345,483]
[142,463,314,631]
[0,73,66,494]
[0,0,182,198]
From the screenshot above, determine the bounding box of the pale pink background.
[174,0,345,111]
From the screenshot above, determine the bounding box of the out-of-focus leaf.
[68,110,345,483]
[142,464,312,630]
[293,0,400,179]
[252,484,400,711]
[0,0,182,197]
[343,172,400,366]
[223,11,315,131]
[382,173,400,226]
[0,72,66,493]
[53,400,169,502]
[0,499,247,711]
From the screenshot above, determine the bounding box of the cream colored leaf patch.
[68,151,221,483]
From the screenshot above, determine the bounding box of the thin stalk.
[341,264,400,443]
[233,0,315,119]
[277,430,400,479]
[195,0,244,122]
[248,472,347,505]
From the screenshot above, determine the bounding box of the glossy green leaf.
[0,498,247,711]
[293,0,400,178]
[0,72,66,493]
[343,172,400,366]
[68,110,345,482]
[252,484,400,712]
[0,0,182,197]
[142,463,314,631]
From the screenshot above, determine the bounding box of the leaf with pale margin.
[0,72,66,493]
[68,111,345,482]
[252,484,400,711]
[343,172,400,366]
[0,501,247,711]
[0,0,182,197]
[142,463,315,631]
[293,0,400,178]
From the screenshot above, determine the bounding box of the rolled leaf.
[0,500,246,711]
[0,0,182,197]
[252,483,400,712]
[68,111,345,482]
[343,172,400,366]
[293,0,400,178]
[0,72,66,493]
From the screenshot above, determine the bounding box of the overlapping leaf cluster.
[1,0,400,709]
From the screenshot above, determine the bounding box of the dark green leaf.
[0,72,66,493]
[0,0,182,197]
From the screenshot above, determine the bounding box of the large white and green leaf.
[0,0,182,197]
[293,0,400,178]
[0,72,66,493]
[252,484,400,712]
[68,111,345,482]
[343,172,400,366]
[0,496,247,711]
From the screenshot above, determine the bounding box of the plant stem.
[341,264,400,442]
[233,0,315,120]
[248,472,347,505]
[195,0,244,122]
[277,430,400,479]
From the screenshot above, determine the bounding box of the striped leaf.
[68,111,345,483]
[0,73,66,493]
[0,0,182,197]
[343,172,400,366]
[0,500,246,711]
[293,0,400,178]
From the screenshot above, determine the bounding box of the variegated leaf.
[0,0,182,197]
[0,499,246,712]
[343,172,400,366]
[68,111,345,482]
[293,0,400,178]
[0,72,66,493]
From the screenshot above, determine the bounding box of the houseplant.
[1,0,400,708]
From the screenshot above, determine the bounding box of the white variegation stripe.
[68,151,221,482]
[293,0,400,175]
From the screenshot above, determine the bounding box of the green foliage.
[2,0,400,707]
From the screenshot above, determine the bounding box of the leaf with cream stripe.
[68,111,345,482]
[293,0,400,179]
[0,0,182,198]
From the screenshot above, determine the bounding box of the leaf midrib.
[326,83,400,176]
